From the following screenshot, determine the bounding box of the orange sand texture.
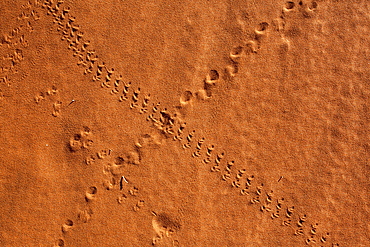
[0,0,369,246]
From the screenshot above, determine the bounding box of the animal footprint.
[102,177,116,190]
[34,86,58,104]
[139,93,150,113]
[68,127,94,152]
[129,186,139,196]
[85,155,96,165]
[135,132,162,148]
[85,186,97,202]
[34,92,46,104]
[52,101,62,117]
[173,121,186,141]
[284,1,295,11]
[299,1,318,18]
[202,70,219,98]
[77,207,93,223]
[182,130,195,149]
[133,199,145,212]
[97,149,111,159]
[229,46,244,63]
[69,135,83,152]
[244,40,260,54]
[179,90,192,105]
[53,239,65,247]
[151,212,181,245]
[254,22,269,41]
[117,193,128,204]
[129,87,141,109]
[225,62,239,78]
[126,150,140,165]
[61,219,74,233]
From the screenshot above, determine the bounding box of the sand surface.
[0,0,369,246]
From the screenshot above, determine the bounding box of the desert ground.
[0,0,369,246]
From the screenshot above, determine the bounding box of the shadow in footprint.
[61,219,74,233]
[54,238,65,247]
[85,186,97,202]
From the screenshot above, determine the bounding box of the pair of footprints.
[65,185,97,227]
[69,126,94,152]
[33,85,63,117]
[271,0,318,37]
[194,69,220,101]
[282,1,318,17]
[190,138,218,167]
[34,85,58,103]
[85,148,113,165]
[116,187,145,212]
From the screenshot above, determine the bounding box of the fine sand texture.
[0,0,369,246]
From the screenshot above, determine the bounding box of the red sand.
[0,0,369,246]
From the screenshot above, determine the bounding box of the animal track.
[77,207,93,223]
[133,199,145,212]
[85,186,97,202]
[254,22,269,40]
[61,219,74,233]
[68,126,94,152]
[284,1,295,11]
[54,238,65,247]
[97,148,112,159]
[32,1,339,246]
[84,154,96,165]
[52,100,62,117]
[179,90,193,107]
[126,150,140,165]
[151,212,181,245]
[34,85,58,103]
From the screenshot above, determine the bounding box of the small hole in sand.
[56,239,65,246]
[309,1,317,10]
[230,46,243,56]
[285,1,295,9]
[87,186,97,195]
[74,134,81,141]
[82,126,91,134]
[256,22,269,32]
[180,91,193,102]
[208,70,219,81]
[65,219,74,226]
[115,156,125,165]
